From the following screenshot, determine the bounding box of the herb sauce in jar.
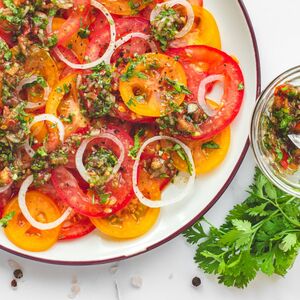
[262,83,300,171]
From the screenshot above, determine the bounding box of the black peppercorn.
[11,279,17,288]
[192,276,201,287]
[13,269,23,279]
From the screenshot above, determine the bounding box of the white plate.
[0,0,260,265]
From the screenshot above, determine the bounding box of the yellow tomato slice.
[91,197,160,239]
[3,191,61,252]
[100,0,150,15]
[173,126,231,174]
[119,53,187,117]
[46,73,77,115]
[25,47,59,88]
[170,7,221,49]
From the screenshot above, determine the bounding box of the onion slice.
[24,114,65,158]
[16,75,50,110]
[18,175,72,230]
[132,136,195,208]
[198,74,225,117]
[51,0,116,69]
[0,182,12,194]
[150,0,194,38]
[75,133,125,183]
[108,32,158,62]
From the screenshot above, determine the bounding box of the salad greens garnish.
[184,167,300,288]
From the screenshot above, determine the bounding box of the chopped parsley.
[151,7,183,51]
[201,141,220,149]
[129,129,145,159]
[0,211,15,228]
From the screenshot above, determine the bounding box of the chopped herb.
[0,211,15,228]
[201,141,220,149]
[165,78,192,95]
[172,144,193,175]
[238,82,244,91]
[129,129,145,159]
[47,35,58,48]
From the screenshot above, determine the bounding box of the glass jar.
[251,65,300,197]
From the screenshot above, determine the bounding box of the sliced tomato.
[25,47,59,88]
[170,7,221,49]
[91,197,159,239]
[0,27,13,47]
[110,98,156,123]
[59,212,95,240]
[100,0,151,16]
[3,191,61,252]
[36,182,94,240]
[90,153,167,239]
[85,16,151,62]
[119,53,188,117]
[173,126,231,174]
[51,127,134,218]
[0,188,12,217]
[166,45,244,140]
[56,0,91,46]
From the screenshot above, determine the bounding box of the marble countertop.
[0,0,299,299]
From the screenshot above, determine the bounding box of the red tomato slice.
[85,16,150,62]
[36,182,94,240]
[0,188,12,217]
[85,16,154,123]
[58,212,95,240]
[56,0,90,46]
[51,127,134,217]
[0,27,13,47]
[166,45,244,140]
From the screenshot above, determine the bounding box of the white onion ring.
[198,74,224,117]
[18,175,72,230]
[108,32,158,62]
[0,182,12,194]
[75,133,125,183]
[150,0,194,38]
[46,15,54,36]
[24,114,65,157]
[132,136,195,208]
[51,0,116,69]
[16,75,50,110]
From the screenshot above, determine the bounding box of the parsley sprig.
[184,168,300,288]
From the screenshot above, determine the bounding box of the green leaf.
[259,253,275,276]
[279,233,298,252]
[231,219,252,232]
[183,219,207,245]
[246,203,269,217]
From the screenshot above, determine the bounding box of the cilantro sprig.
[184,168,300,288]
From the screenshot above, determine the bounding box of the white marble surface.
[0,0,299,299]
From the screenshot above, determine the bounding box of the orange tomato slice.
[172,126,231,174]
[52,17,87,62]
[100,0,150,15]
[3,191,61,252]
[170,7,221,49]
[119,53,187,117]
